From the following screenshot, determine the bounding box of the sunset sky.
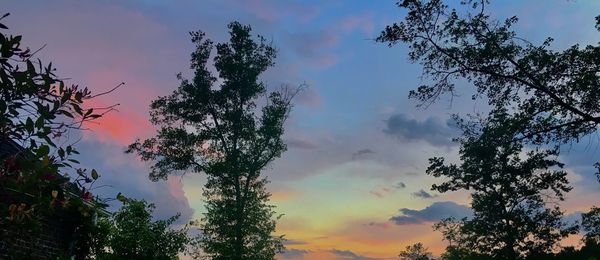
[4,0,600,259]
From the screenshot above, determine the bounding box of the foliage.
[582,206,600,242]
[0,13,112,258]
[398,242,432,260]
[426,110,577,259]
[378,1,600,258]
[377,0,600,146]
[95,199,190,260]
[127,22,297,259]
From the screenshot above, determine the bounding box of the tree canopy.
[427,110,577,258]
[127,22,297,259]
[94,199,190,260]
[377,0,600,147]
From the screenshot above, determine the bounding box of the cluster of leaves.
[0,13,110,258]
[92,199,191,260]
[127,22,296,259]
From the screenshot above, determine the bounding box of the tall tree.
[426,110,577,259]
[127,22,296,259]
[377,0,600,146]
[377,0,600,251]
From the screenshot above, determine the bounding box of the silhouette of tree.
[426,109,577,259]
[377,0,600,146]
[582,206,600,242]
[127,22,298,259]
[399,242,432,260]
[95,199,190,259]
[378,0,600,254]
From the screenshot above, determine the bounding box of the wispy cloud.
[383,114,459,147]
[330,249,377,260]
[352,148,375,160]
[411,189,437,199]
[390,201,472,225]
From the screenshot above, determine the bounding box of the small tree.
[127,22,297,259]
[399,242,432,260]
[98,199,189,259]
[426,110,577,259]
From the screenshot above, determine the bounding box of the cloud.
[282,239,308,246]
[339,13,375,35]
[279,248,310,258]
[395,182,406,189]
[369,190,384,198]
[285,137,319,149]
[383,114,458,147]
[295,86,323,108]
[76,140,194,224]
[563,211,583,228]
[352,148,375,160]
[390,201,472,225]
[285,30,340,69]
[330,249,376,260]
[365,221,393,229]
[241,0,319,23]
[369,185,393,198]
[411,189,437,199]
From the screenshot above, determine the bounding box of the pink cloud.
[242,0,319,23]
[339,13,375,36]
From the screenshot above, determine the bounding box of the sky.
[4,0,600,259]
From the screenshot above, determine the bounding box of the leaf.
[38,145,50,157]
[116,192,128,202]
[26,60,35,73]
[25,117,34,132]
[60,110,73,118]
[35,116,44,129]
[42,155,49,166]
[91,169,99,180]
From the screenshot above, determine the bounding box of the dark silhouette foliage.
[583,206,600,242]
[427,110,577,259]
[399,242,432,260]
[127,22,297,259]
[94,199,190,260]
[377,0,600,146]
[378,0,600,258]
[0,13,116,259]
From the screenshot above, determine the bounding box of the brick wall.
[0,217,75,259]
